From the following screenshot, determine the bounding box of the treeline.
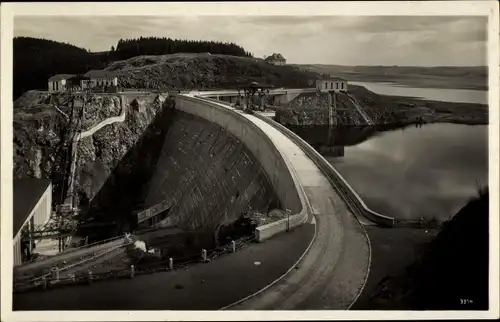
[14,37,108,99]
[112,37,253,60]
[13,36,254,99]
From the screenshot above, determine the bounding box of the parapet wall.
[175,95,310,240]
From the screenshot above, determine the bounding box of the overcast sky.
[14,15,487,66]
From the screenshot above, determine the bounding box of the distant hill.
[293,64,488,90]
[13,37,256,99]
[103,53,316,90]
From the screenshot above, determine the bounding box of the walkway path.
[13,223,315,310]
[204,103,371,310]
[65,95,127,205]
[14,94,370,310]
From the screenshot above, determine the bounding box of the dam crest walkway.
[187,94,371,310]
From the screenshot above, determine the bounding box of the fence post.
[51,267,60,281]
[169,257,173,271]
[87,270,93,284]
[130,265,135,279]
[231,240,236,253]
[202,249,207,262]
[41,276,47,290]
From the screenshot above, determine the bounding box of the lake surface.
[289,124,488,221]
[350,81,488,105]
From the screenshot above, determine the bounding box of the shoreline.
[274,84,488,127]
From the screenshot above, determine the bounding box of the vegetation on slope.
[104,53,316,91]
[367,187,489,310]
[13,37,258,99]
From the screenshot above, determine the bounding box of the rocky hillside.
[104,53,316,90]
[14,92,169,209]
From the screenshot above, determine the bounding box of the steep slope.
[365,188,489,310]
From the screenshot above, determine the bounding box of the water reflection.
[350,81,488,105]
[289,124,488,221]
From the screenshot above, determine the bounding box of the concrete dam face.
[84,102,280,238]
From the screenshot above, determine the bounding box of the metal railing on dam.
[173,94,311,241]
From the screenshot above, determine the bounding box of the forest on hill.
[13,37,253,99]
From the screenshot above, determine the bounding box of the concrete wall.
[175,95,311,241]
[175,95,303,218]
[140,109,279,231]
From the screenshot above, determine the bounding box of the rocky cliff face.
[14,93,169,208]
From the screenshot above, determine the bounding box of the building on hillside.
[48,74,77,93]
[83,70,119,91]
[315,76,348,93]
[13,179,52,266]
[265,53,286,66]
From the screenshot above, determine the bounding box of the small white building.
[83,70,118,89]
[13,179,52,266]
[48,74,76,93]
[315,76,348,93]
[265,53,286,66]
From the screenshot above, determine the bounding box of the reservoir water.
[350,81,488,105]
[289,124,488,222]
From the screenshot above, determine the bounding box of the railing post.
[202,249,207,262]
[169,257,174,271]
[286,209,292,232]
[231,240,236,253]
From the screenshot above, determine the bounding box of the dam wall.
[175,95,304,217]
[82,94,279,241]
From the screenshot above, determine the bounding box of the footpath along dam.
[13,89,396,310]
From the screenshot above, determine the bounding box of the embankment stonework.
[275,92,366,126]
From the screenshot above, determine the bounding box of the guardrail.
[14,240,130,287]
[16,234,127,270]
[252,112,396,228]
[174,94,311,241]
[13,236,253,293]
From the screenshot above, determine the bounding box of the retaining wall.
[175,95,311,241]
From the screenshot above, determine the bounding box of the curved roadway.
[190,97,371,310]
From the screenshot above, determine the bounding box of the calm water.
[350,81,488,105]
[290,124,488,221]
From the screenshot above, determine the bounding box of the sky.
[14,15,488,66]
